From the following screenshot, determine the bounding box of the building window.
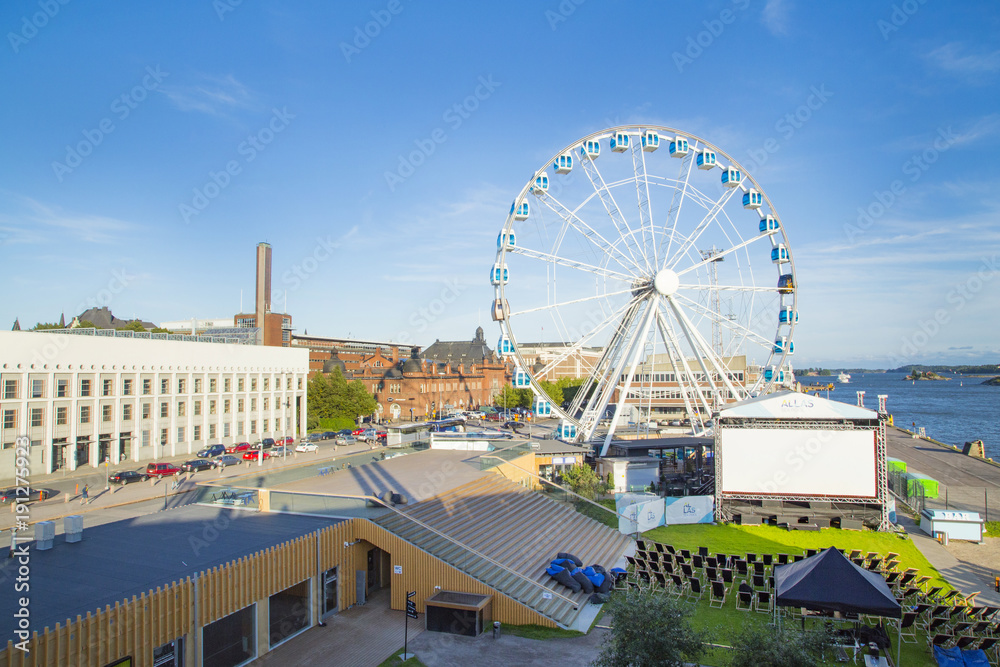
[250,398,257,412]
[143,379,151,395]
[298,378,303,390]
[3,380,18,400]
[160,428,168,446]
[194,400,202,416]
[57,379,68,397]
[161,379,169,394]
[238,378,245,392]
[177,401,186,417]
[210,378,217,393]
[80,379,91,397]
[194,378,202,393]
[193,425,201,441]
[238,399,245,413]
[251,378,258,392]
[287,377,292,390]
[263,377,269,391]
[250,420,257,434]
[102,405,112,422]
[274,418,280,431]
[237,421,244,436]
[160,402,169,418]
[123,404,133,421]
[210,400,217,415]
[123,378,133,396]
[30,379,44,399]
[142,430,150,447]
[224,399,231,414]
[142,402,151,419]
[178,378,186,394]
[80,406,91,424]
[263,398,269,411]
[2,409,17,430]
[56,406,67,425]
[103,379,113,396]
[209,423,216,439]
[224,378,232,392]
[224,423,231,437]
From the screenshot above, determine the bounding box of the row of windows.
[620,371,746,383]
[414,381,483,393]
[1,376,304,400]
[1,398,293,429]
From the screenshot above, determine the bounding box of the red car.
[227,442,252,454]
[145,462,181,477]
[242,450,270,461]
[351,428,365,436]
[276,436,294,446]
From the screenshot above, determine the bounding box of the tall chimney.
[255,242,272,327]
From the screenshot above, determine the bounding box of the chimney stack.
[255,242,272,327]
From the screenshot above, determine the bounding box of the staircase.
[373,475,633,628]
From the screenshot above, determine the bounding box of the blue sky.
[1,0,998,368]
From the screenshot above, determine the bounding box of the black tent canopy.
[774,547,901,619]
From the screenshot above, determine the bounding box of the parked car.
[261,438,276,449]
[336,435,357,446]
[109,470,148,485]
[0,486,53,503]
[351,428,365,436]
[270,446,290,457]
[181,459,216,473]
[295,443,319,453]
[145,462,182,477]
[359,428,377,442]
[213,454,241,468]
[276,436,294,446]
[242,450,270,461]
[322,431,337,440]
[197,444,226,459]
[227,442,252,454]
[336,429,353,436]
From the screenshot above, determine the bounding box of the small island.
[904,370,950,381]
[982,376,1000,386]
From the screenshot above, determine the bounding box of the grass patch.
[986,521,1000,538]
[377,649,426,666]
[573,498,619,529]
[502,623,583,640]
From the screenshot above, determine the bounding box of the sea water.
[823,372,999,460]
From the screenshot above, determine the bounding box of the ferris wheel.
[492,125,797,453]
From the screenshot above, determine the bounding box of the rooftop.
[0,505,336,637]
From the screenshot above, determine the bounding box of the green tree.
[32,322,63,330]
[537,380,563,406]
[727,620,834,667]
[150,327,169,334]
[561,463,606,500]
[307,367,378,425]
[121,320,146,332]
[594,589,708,667]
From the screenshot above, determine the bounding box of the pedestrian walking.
[80,485,89,505]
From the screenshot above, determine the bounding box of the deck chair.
[914,575,932,591]
[762,553,774,566]
[923,586,943,602]
[938,590,959,604]
[715,553,728,568]
[976,637,998,661]
[699,546,709,558]
[735,560,748,577]
[805,549,818,558]
[736,583,753,611]
[709,579,727,608]
[680,562,694,579]
[847,549,862,560]
[692,554,704,569]
[653,571,668,589]
[654,542,666,555]
[753,561,765,576]
[929,633,954,650]
[978,606,999,621]
[884,571,901,586]
[897,572,916,588]
[669,574,686,598]
[752,574,766,590]
[793,554,805,562]
[755,590,773,613]
[635,539,648,552]
[661,560,674,575]
[899,611,918,644]
[776,553,789,565]
[746,552,757,563]
[706,556,718,569]
[664,544,676,556]
[706,566,718,582]
[687,577,703,603]
[721,568,734,591]
[960,591,980,606]
[679,548,691,559]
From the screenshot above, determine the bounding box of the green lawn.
[986,521,1000,538]
[637,523,949,666]
[573,498,619,529]
[501,623,583,640]
[377,649,426,666]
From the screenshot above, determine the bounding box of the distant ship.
[838,372,851,383]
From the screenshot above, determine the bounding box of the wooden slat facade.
[1,516,553,667]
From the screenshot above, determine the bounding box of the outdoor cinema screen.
[719,428,877,498]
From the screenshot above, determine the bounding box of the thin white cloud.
[884,113,1000,152]
[2,196,135,244]
[925,42,1000,76]
[761,0,791,36]
[160,74,256,117]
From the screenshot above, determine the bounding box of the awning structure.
[774,547,900,619]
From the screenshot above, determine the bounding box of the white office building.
[0,330,309,474]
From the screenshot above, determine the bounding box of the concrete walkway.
[897,515,1000,606]
[253,588,420,667]
[407,625,609,667]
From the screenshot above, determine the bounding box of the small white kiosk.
[919,509,985,543]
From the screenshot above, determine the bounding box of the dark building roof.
[76,307,155,330]
[0,505,337,638]
[322,353,348,375]
[422,327,494,366]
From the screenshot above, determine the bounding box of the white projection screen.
[720,428,877,498]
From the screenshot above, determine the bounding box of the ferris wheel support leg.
[655,309,712,427]
[569,300,641,427]
[598,299,660,458]
[666,297,745,402]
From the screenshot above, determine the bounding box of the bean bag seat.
[390,492,407,505]
[589,592,610,604]
[571,568,595,594]
[597,573,613,593]
[550,558,576,569]
[581,566,597,578]
[557,552,583,567]
[591,564,608,576]
[552,567,581,592]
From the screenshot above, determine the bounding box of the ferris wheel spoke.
[674,232,771,278]
[678,283,779,293]
[578,152,652,273]
[630,138,655,269]
[507,246,637,283]
[508,287,637,318]
[654,307,713,430]
[535,192,643,275]
[661,301,725,411]
[666,297,747,401]
[526,298,638,379]
[666,185,741,269]
[673,292,775,353]
[659,140,697,268]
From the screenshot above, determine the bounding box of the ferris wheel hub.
[653,268,680,296]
